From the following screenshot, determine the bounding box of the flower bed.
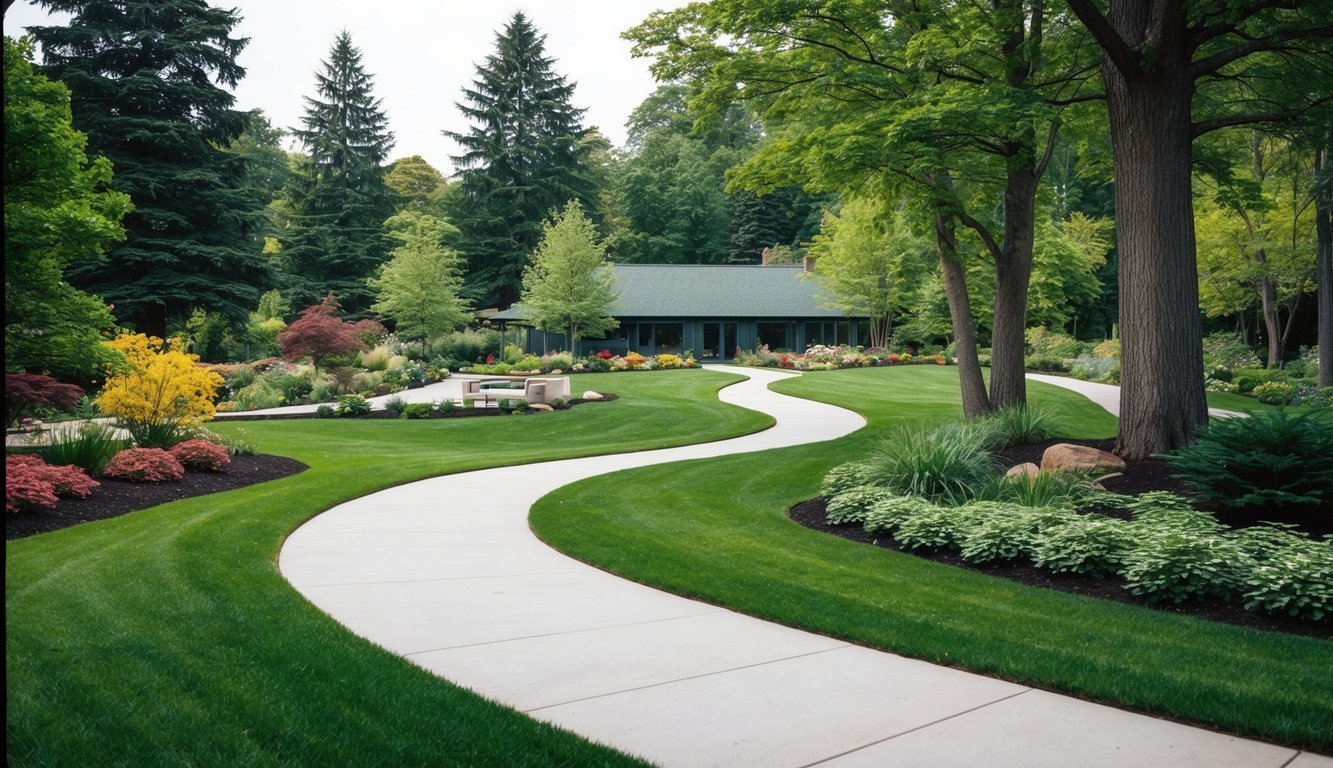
[736,344,949,371]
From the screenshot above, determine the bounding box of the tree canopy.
[369,210,470,357]
[520,201,619,347]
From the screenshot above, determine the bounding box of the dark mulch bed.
[790,438,1329,639]
[6,455,307,541]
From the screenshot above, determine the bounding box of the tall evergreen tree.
[446,12,597,309]
[282,31,395,315]
[29,0,270,339]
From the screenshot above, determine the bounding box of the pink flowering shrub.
[7,462,60,512]
[169,439,230,472]
[5,455,98,512]
[103,448,185,483]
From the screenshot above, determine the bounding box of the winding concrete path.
[1026,372,1246,419]
[281,366,1320,768]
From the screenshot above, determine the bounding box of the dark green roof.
[492,264,854,321]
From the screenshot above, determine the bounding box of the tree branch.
[1062,0,1142,78]
[1191,26,1333,79]
[1192,108,1304,138]
[956,210,1004,262]
[1035,120,1062,178]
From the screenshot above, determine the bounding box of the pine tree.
[29,0,271,339]
[446,12,596,309]
[282,31,395,315]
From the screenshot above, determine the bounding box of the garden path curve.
[281,366,1316,768]
[1025,372,1246,419]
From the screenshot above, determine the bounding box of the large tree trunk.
[936,212,991,418]
[1317,146,1332,387]
[1102,3,1208,460]
[989,167,1042,409]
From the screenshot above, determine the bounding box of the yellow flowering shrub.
[96,334,224,446]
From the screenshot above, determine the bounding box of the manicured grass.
[531,366,1333,751]
[5,370,768,767]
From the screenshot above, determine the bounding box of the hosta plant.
[825,486,898,525]
[1121,528,1249,604]
[862,495,938,535]
[955,503,1076,564]
[1032,517,1137,578]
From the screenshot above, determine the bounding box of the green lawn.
[5,370,768,767]
[531,366,1333,751]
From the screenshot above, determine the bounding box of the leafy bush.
[96,334,224,447]
[1024,355,1068,372]
[865,423,996,503]
[230,381,282,411]
[583,356,612,373]
[956,503,1075,564]
[40,422,128,475]
[1250,381,1295,405]
[861,495,938,535]
[438,399,456,413]
[168,439,231,472]
[894,506,974,550]
[820,462,875,499]
[1032,517,1136,577]
[825,486,898,525]
[334,394,371,417]
[400,402,434,419]
[103,448,185,483]
[540,352,575,372]
[654,353,687,369]
[1121,528,1248,604]
[315,404,335,418]
[513,355,542,372]
[383,396,408,417]
[1165,410,1333,511]
[1293,385,1333,408]
[1202,332,1261,372]
[264,371,312,403]
[278,295,367,374]
[436,329,496,364]
[1235,529,1332,621]
[1070,355,1120,383]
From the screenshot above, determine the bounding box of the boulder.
[1041,443,1126,475]
[529,403,554,412]
[1005,462,1041,484]
[581,391,604,401]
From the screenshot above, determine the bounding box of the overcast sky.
[4,0,691,174]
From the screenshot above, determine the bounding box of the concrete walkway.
[1026,372,1246,419]
[281,366,1320,768]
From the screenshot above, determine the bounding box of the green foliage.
[978,405,1054,448]
[819,461,875,499]
[446,12,597,308]
[315,404,335,418]
[370,210,470,355]
[1165,410,1333,511]
[436,329,498,364]
[609,130,731,264]
[807,196,927,348]
[4,36,130,379]
[864,422,996,503]
[382,396,407,417]
[1251,381,1296,405]
[400,402,434,419]
[1121,528,1249,605]
[1202,332,1262,372]
[956,503,1076,564]
[1070,355,1120,383]
[1236,528,1332,621]
[519,201,619,345]
[282,31,394,313]
[1032,517,1136,578]
[39,422,128,475]
[30,2,272,335]
[824,486,898,525]
[894,506,973,551]
[972,470,1103,509]
[334,394,370,417]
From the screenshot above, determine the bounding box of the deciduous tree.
[369,211,470,357]
[277,294,366,374]
[520,202,619,349]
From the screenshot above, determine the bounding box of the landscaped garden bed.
[790,433,1328,639]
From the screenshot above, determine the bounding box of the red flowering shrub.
[595,349,614,360]
[7,462,59,512]
[103,448,185,483]
[169,439,230,472]
[350,318,388,346]
[4,455,98,508]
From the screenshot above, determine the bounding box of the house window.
[654,323,683,353]
[756,322,789,352]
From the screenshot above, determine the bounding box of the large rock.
[1005,462,1041,484]
[529,403,554,412]
[1041,443,1125,474]
[581,391,604,401]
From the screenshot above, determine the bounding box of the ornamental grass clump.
[168,439,231,472]
[103,448,185,483]
[978,405,1055,449]
[865,422,996,504]
[40,422,127,475]
[1165,410,1333,514]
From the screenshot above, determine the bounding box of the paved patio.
[280,366,1323,768]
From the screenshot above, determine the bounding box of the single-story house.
[491,262,871,361]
